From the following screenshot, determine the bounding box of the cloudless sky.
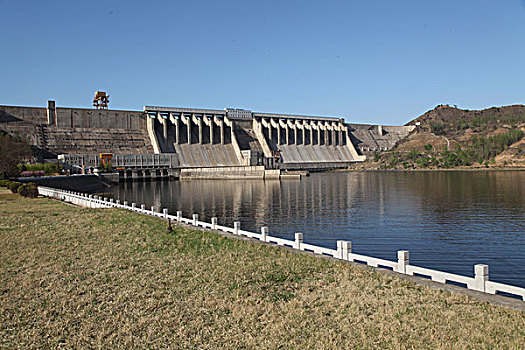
[1,0,524,124]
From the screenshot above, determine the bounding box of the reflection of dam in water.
[113,173,362,231]
[111,171,525,289]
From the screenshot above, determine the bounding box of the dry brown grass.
[1,192,524,349]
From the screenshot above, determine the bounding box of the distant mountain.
[367,104,525,169]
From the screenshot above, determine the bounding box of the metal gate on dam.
[0,101,415,179]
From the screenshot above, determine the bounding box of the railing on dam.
[58,153,179,170]
[38,186,525,302]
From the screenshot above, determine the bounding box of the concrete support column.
[295,232,303,250]
[397,250,409,274]
[302,126,305,145]
[160,112,168,140]
[198,117,203,145]
[277,123,281,145]
[474,264,489,292]
[234,222,241,235]
[293,125,297,145]
[208,116,214,145]
[175,115,180,145]
[317,125,321,146]
[220,119,225,144]
[324,125,329,146]
[310,124,314,146]
[285,124,289,145]
[47,100,56,125]
[261,227,268,242]
[230,122,235,146]
[337,240,352,260]
[187,114,192,144]
[332,125,336,146]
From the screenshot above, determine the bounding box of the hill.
[362,104,525,169]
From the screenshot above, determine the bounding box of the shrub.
[430,122,445,135]
[18,183,39,198]
[0,179,11,187]
[373,151,381,162]
[9,181,21,193]
[20,163,62,176]
[19,170,46,177]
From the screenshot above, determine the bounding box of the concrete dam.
[0,101,414,178]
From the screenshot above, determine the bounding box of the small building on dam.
[0,101,414,179]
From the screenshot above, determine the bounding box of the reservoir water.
[110,171,525,289]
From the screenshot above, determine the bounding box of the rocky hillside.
[360,104,525,169]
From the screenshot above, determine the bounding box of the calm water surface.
[110,171,525,288]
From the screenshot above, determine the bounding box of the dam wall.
[145,106,366,170]
[2,102,413,172]
[348,124,415,156]
[0,104,153,157]
[147,110,242,167]
[252,113,365,168]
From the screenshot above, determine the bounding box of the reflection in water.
[111,171,525,288]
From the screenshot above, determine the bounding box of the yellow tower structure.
[93,91,110,109]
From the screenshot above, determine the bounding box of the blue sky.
[1,0,524,124]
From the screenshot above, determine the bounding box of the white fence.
[38,186,525,301]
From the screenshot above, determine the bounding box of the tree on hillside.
[0,133,32,178]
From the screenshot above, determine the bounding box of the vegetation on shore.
[0,179,39,198]
[1,191,524,348]
[18,162,62,176]
[365,105,525,170]
[0,132,32,178]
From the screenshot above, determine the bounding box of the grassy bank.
[1,192,524,348]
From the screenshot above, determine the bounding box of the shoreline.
[343,166,525,173]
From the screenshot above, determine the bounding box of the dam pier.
[0,101,414,180]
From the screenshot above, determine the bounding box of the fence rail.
[37,186,525,301]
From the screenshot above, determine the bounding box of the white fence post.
[234,222,240,235]
[211,217,217,230]
[337,241,351,261]
[141,204,146,212]
[124,201,128,207]
[474,264,489,292]
[176,211,182,222]
[163,208,168,219]
[192,214,198,225]
[295,232,303,250]
[397,250,409,274]
[132,203,136,210]
[116,199,120,205]
[261,227,268,242]
[151,206,155,215]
